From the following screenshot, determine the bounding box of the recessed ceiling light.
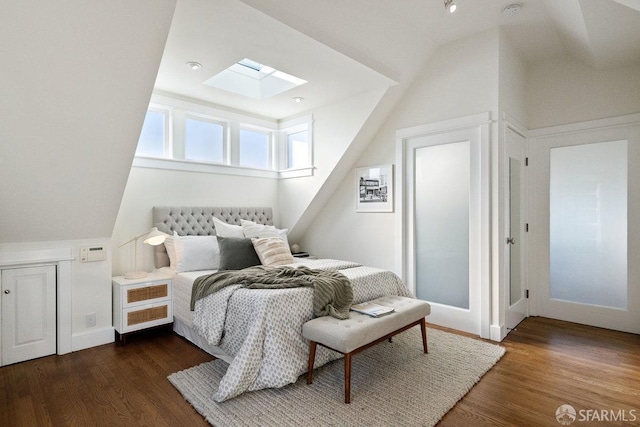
[293,97,304,103]
[186,61,202,71]
[502,3,522,17]
[444,0,457,13]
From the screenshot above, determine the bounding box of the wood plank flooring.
[1,317,639,426]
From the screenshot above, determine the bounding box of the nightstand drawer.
[122,302,172,333]
[121,281,171,308]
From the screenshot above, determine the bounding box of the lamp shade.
[143,227,168,246]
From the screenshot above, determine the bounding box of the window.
[134,95,313,179]
[185,116,225,163]
[239,128,272,169]
[135,109,167,157]
[204,58,307,100]
[280,115,313,173]
[287,129,310,169]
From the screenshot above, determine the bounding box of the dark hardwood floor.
[1,317,639,426]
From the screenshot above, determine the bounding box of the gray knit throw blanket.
[190,265,354,319]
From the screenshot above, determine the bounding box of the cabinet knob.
[3,289,10,294]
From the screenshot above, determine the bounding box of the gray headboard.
[152,206,274,268]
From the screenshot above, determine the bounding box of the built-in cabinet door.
[1,265,56,366]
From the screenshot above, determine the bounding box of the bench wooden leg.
[344,352,352,404]
[420,318,428,353]
[307,341,317,384]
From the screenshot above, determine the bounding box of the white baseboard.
[490,324,506,342]
[71,327,115,352]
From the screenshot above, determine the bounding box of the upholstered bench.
[303,295,431,403]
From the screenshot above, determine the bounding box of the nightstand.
[293,252,318,260]
[112,271,173,344]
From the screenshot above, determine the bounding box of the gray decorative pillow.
[217,237,261,270]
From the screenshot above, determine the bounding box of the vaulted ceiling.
[156,0,640,120]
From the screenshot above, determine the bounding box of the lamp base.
[124,271,148,280]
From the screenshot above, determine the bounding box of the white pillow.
[172,233,220,272]
[241,220,289,246]
[163,234,176,268]
[212,216,245,238]
[251,237,295,267]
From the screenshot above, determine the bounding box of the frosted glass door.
[403,117,488,336]
[550,141,627,308]
[414,141,470,308]
[528,121,640,334]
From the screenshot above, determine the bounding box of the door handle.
[506,237,516,245]
[3,289,10,294]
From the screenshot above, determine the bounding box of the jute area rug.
[168,327,505,427]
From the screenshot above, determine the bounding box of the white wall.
[278,88,387,241]
[498,31,528,126]
[112,166,278,275]
[527,58,640,129]
[300,29,501,272]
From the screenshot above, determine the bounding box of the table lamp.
[119,227,168,279]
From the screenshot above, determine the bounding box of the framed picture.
[356,164,393,212]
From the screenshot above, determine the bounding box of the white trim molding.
[529,112,640,138]
[72,327,115,352]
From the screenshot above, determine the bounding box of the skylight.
[204,58,307,100]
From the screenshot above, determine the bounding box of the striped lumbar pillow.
[251,237,295,267]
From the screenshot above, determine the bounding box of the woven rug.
[168,327,505,427]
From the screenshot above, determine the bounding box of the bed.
[152,206,412,402]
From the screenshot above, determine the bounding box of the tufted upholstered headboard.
[151,206,274,268]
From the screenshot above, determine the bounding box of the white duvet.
[192,258,412,402]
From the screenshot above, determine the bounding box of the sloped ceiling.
[0,0,176,243]
[156,1,640,122]
[544,0,640,69]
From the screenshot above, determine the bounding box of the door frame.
[396,112,491,339]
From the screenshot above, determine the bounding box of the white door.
[404,127,485,335]
[528,122,640,333]
[1,265,57,365]
[505,128,528,331]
